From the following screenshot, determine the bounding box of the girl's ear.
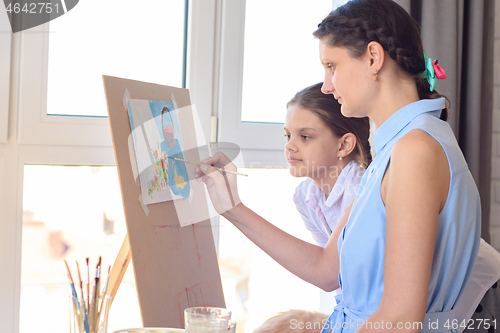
[339,133,357,158]
[366,41,385,71]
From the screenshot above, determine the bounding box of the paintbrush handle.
[211,165,248,177]
[169,156,248,177]
[75,262,89,333]
[86,258,90,323]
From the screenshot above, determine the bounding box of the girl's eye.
[301,135,311,141]
[284,133,291,141]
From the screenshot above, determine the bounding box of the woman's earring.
[339,156,343,161]
[372,69,378,81]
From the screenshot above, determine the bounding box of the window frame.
[0,10,11,143]
[17,23,112,147]
[217,0,287,168]
[0,2,195,331]
[216,0,339,168]
[186,0,217,151]
[215,0,338,313]
[13,146,115,333]
[186,0,222,246]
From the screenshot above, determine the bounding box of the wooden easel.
[103,76,225,328]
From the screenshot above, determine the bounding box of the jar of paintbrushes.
[65,257,112,333]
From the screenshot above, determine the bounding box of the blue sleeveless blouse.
[321,98,481,333]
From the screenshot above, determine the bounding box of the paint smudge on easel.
[150,224,183,250]
[177,282,212,324]
[192,224,202,266]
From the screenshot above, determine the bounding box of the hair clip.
[422,53,446,92]
[432,59,447,80]
[423,53,436,91]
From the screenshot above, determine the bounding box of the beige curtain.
[395,0,494,242]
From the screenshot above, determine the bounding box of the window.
[240,1,333,124]
[17,0,187,146]
[214,1,340,332]
[21,165,141,333]
[217,0,333,163]
[1,1,188,332]
[46,1,186,117]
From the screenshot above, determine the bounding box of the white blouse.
[293,160,365,247]
[455,239,500,332]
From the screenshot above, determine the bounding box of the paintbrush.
[85,257,90,319]
[76,261,89,333]
[97,265,111,327]
[91,256,102,333]
[64,260,83,332]
[167,156,248,177]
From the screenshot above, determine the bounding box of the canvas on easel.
[103,75,225,328]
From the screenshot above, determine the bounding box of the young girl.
[195,1,496,332]
[286,82,370,249]
[253,81,370,333]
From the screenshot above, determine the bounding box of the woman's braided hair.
[313,0,449,120]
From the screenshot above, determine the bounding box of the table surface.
[112,328,185,333]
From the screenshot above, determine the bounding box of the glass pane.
[21,165,141,333]
[218,168,322,333]
[241,0,333,123]
[47,0,186,117]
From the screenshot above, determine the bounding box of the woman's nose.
[321,71,335,94]
[321,80,334,95]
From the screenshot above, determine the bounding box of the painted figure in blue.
[150,100,191,198]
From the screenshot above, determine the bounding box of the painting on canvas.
[127,99,191,204]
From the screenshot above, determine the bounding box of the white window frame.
[217,0,287,168]
[216,0,340,168]
[215,0,338,313]
[0,9,11,143]
[187,0,217,142]
[17,23,112,147]
[0,24,117,330]
[187,0,222,248]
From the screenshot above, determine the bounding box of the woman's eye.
[284,133,291,141]
[301,135,311,141]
